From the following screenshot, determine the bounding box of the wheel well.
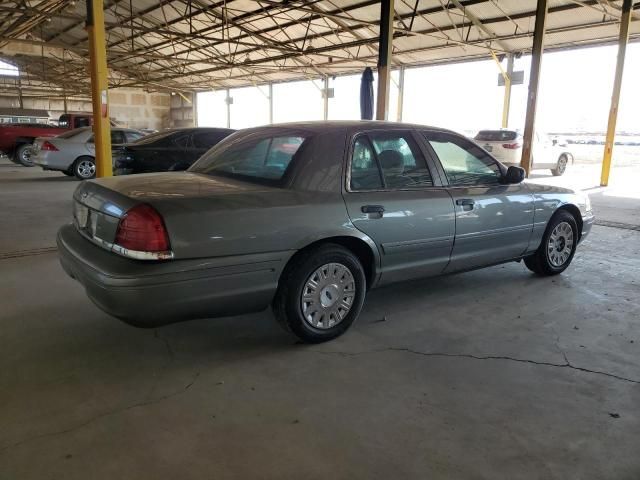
[286,236,377,288]
[556,204,583,239]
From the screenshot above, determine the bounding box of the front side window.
[190,132,307,185]
[350,131,433,191]
[425,132,502,187]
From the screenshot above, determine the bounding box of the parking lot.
[1,157,639,479]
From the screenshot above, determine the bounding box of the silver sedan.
[32,127,145,179]
[57,122,594,343]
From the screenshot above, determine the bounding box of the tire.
[16,144,34,167]
[524,210,578,276]
[73,156,96,180]
[552,154,568,176]
[273,244,367,343]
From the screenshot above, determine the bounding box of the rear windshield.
[190,131,307,186]
[474,130,518,141]
[57,127,90,139]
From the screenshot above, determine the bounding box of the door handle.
[455,199,475,206]
[361,205,385,214]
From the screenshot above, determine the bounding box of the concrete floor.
[1,159,639,479]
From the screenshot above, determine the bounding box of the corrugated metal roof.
[0,0,638,95]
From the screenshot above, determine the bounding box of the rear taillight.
[502,142,521,149]
[114,204,173,260]
[41,141,58,151]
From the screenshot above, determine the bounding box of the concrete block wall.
[0,87,171,130]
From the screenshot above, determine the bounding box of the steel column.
[520,0,548,176]
[268,82,273,124]
[86,0,112,178]
[601,0,632,187]
[502,53,514,128]
[376,0,394,121]
[396,66,405,122]
[225,88,231,128]
[323,76,329,120]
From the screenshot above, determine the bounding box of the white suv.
[474,129,573,176]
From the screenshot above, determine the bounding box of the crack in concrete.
[313,347,640,384]
[0,371,200,456]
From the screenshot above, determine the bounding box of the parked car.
[31,127,145,179]
[0,113,95,166]
[474,129,573,176]
[112,127,235,175]
[58,122,593,343]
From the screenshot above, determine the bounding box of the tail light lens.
[41,141,59,151]
[502,142,521,149]
[114,204,173,260]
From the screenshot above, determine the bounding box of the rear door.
[342,129,455,285]
[423,130,534,272]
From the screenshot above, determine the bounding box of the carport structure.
[1,0,639,183]
[2,3,640,479]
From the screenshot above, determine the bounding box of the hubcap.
[301,262,356,329]
[77,160,96,178]
[558,156,567,173]
[547,221,574,267]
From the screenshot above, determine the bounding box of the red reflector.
[41,141,59,151]
[502,143,521,149]
[115,204,170,253]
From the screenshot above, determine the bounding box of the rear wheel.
[552,154,568,176]
[16,144,34,167]
[273,244,366,343]
[73,156,96,180]
[524,210,578,276]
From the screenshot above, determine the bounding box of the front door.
[343,130,456,285]
[422,131,535,272]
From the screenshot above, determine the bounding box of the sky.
[193,42,638,135]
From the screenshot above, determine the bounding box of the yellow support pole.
[502,54,514,128]
[600,0,632,187]
[86,0,112,178]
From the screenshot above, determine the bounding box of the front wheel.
[273,244,366,343]
[73,157,96,180]
[552,154,568,176]
[524,210,578,276]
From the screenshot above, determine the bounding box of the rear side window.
[425,132,502,187]
[350,131,433,191]
[125,131,144,143]
[474,130,518,142]
[192,131,230,148]
[173,134,191,148]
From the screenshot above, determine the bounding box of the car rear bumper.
[32,152,72,171]
[57,224,293,327]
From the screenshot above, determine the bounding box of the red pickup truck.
[0,113,93,166]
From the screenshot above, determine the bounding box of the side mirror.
[552,139,558,146]
[504,165,525,184]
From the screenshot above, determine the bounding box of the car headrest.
[378,150,404,172]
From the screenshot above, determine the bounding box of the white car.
[31,127,145,179]
[474,129,573,176]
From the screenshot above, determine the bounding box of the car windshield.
[475,130,518,141]
[57,127,90,139]
[190,131,307,186]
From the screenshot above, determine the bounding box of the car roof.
[237,120,456,136]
